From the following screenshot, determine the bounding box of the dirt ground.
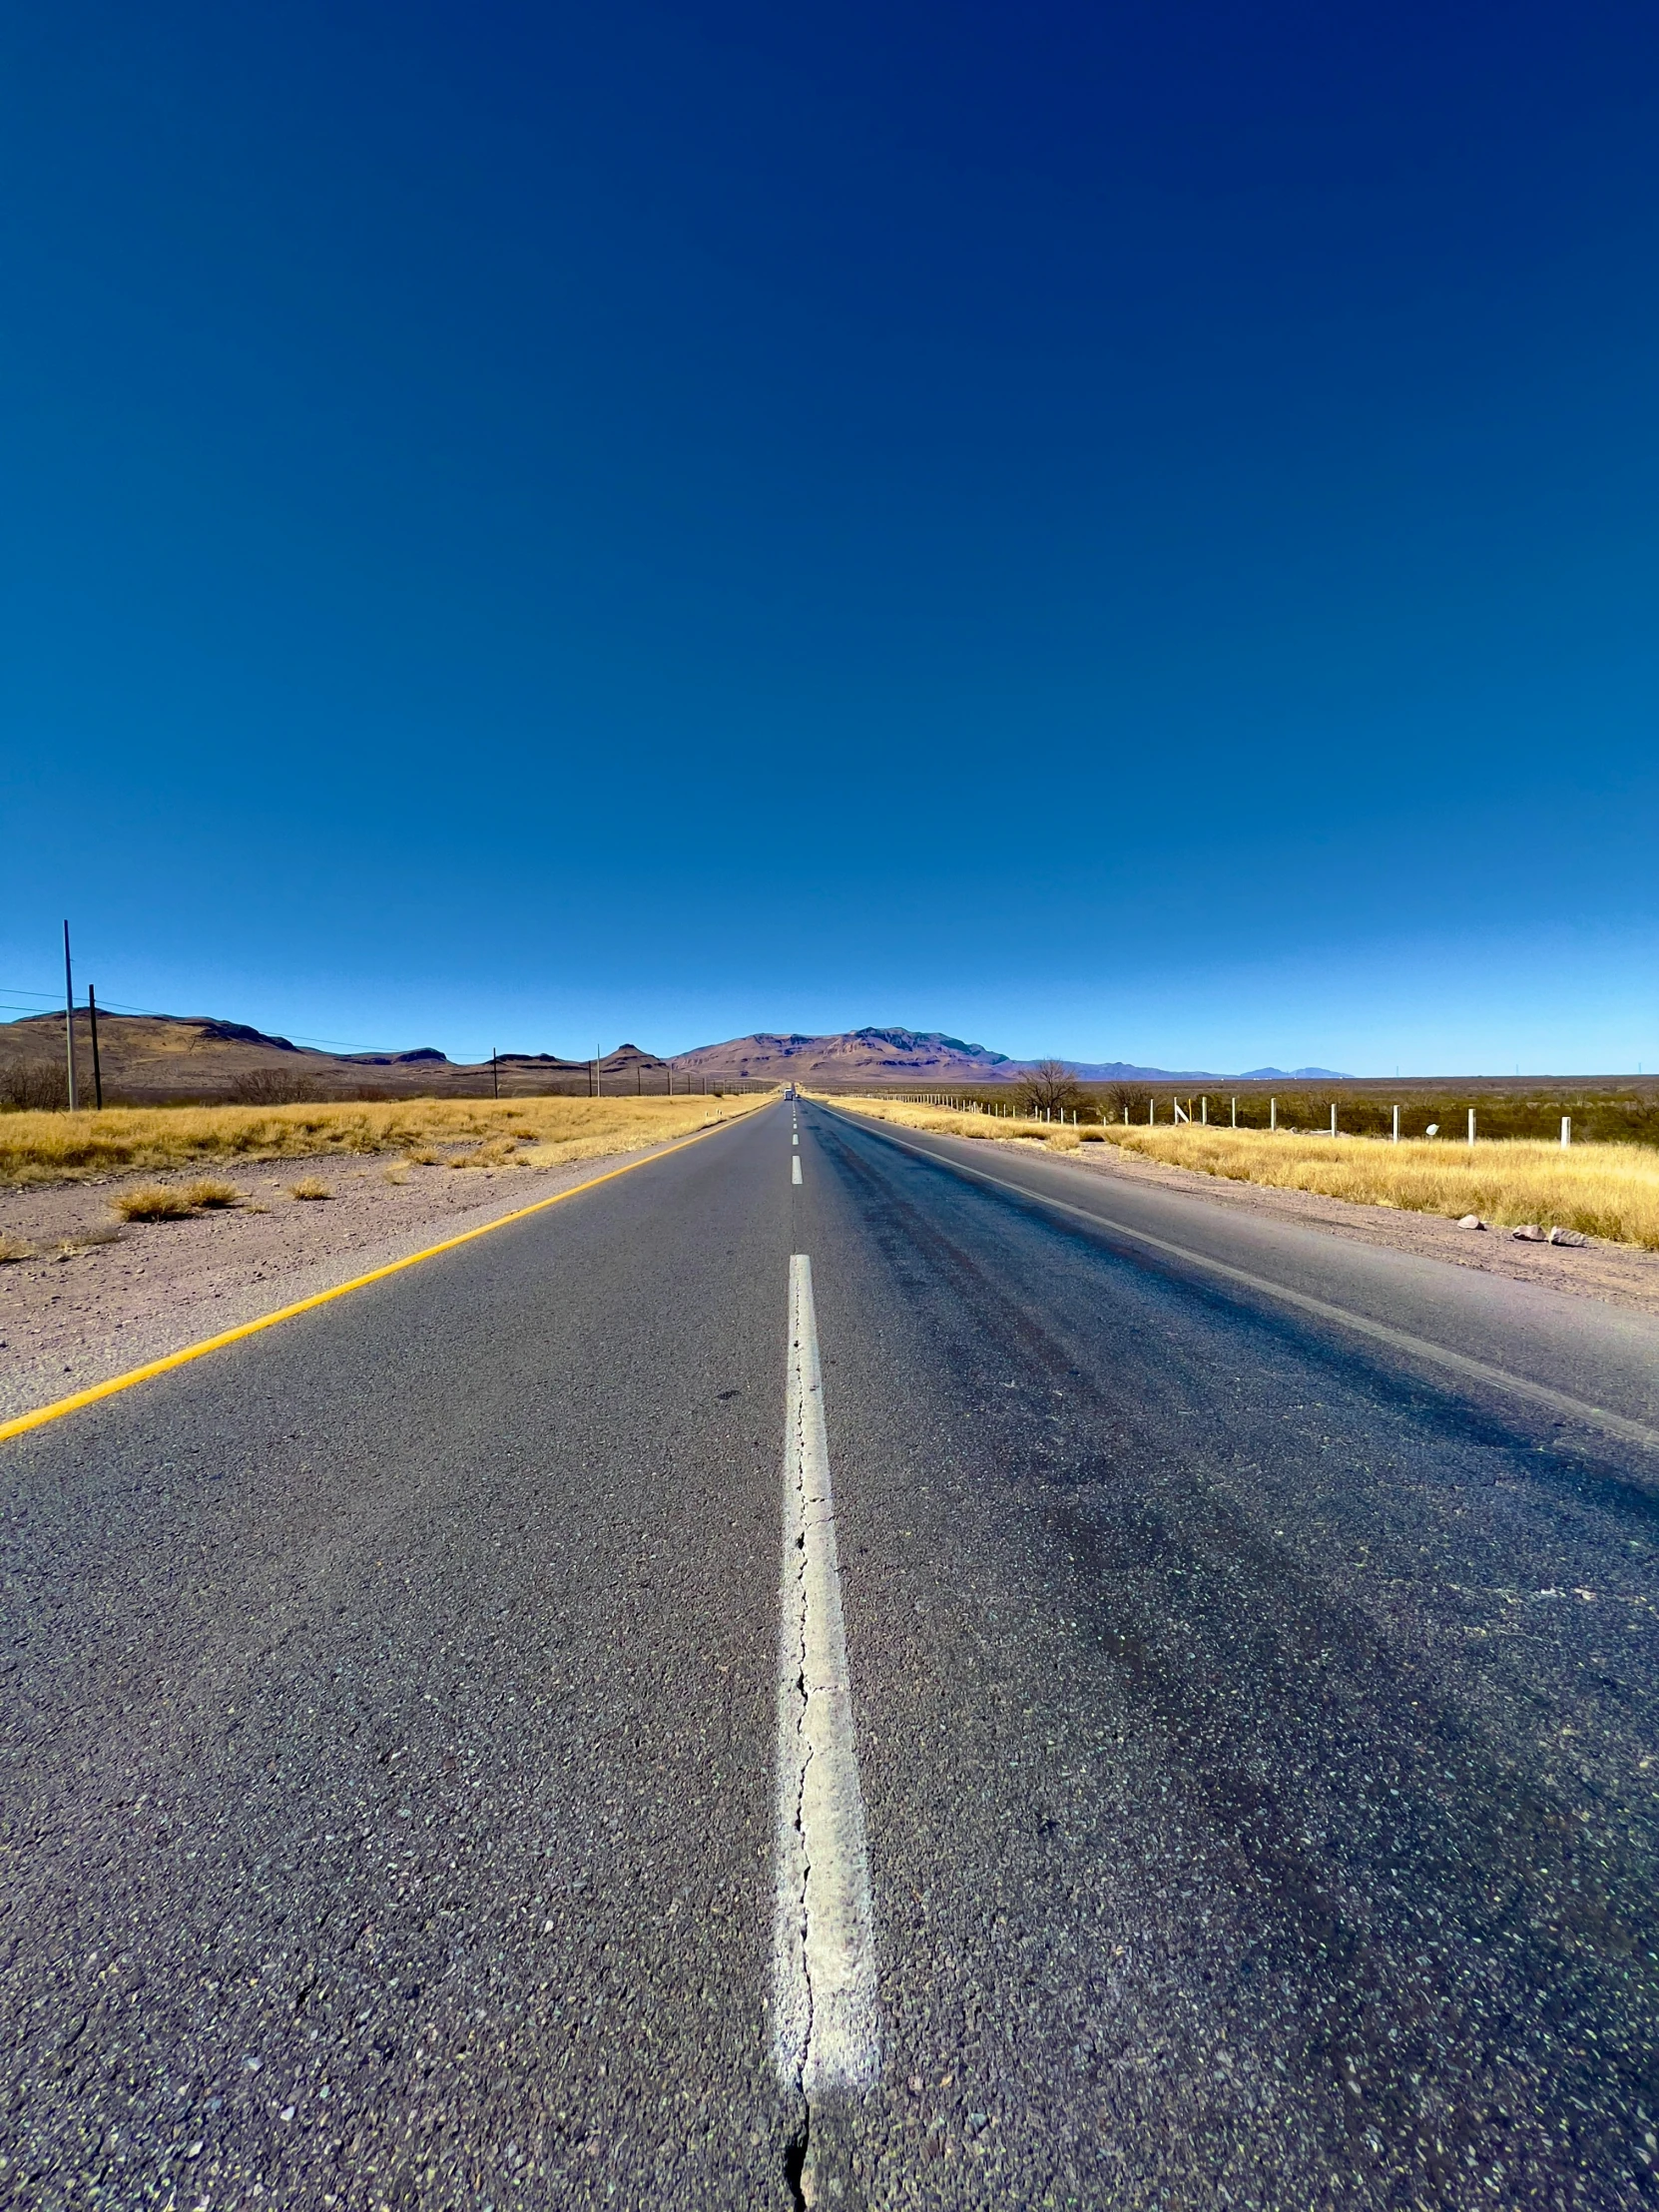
[0,1137,696,1425]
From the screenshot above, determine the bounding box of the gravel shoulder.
[0,1137,704,1424]
[1023,1134,1659,1316]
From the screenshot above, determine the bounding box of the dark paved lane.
[0,1107,801,2211]
[800,1103,1659,2210]
[823,1111,1659,1443]
[6,1093,1659,2211]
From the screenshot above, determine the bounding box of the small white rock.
[1547,1226,1586,1247]
[1456,1214,1486,1231]
[1511,1224,1546,1242]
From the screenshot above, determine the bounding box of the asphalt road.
[4,1098,1659,2210]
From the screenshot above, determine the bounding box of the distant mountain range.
[0,1011,672,1107]
[0,1010,1350,1105]
[1237,1066,1352,1081]
[668,1028,1351,1084]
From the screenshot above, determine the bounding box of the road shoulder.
[0,1133,724,1423]
[831,1107,1659,1318]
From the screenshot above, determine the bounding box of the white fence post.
[1467,1107,1476,1148]
[1231,1096,1237,1127]
[1392,1104,1399,1144]
[1330,1103,1337,1137]
[1561,1115,1571,1147]
[1270,1096,1277,1131]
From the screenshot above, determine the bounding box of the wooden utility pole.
[491,1046,499,1100]
[62,920,78,1112]
[88,985,104,1110]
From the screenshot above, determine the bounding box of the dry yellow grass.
[112,1183,196,1222]
[448,1135,523,1170]
[288,1177,333,1202]
[816,1094,1076,1146]
[0,1231,34,1263]
[183,1178,241,1209]
[0,1093,770,1187]
[826,1094,1659,1250]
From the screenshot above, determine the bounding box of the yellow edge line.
[0,1114,752,1446]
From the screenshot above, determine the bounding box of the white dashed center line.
[772,1254,879,2100]
[792,1156,803,1185]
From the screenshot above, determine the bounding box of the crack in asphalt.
[782,1408,816,2204]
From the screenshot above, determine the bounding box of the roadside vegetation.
[824,1094,1659,1251]
[845,1080,1659,1149]
[0,1093,770,1187]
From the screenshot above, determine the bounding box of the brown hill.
[0,1014,686,1107]
[669,1027,1019,1084]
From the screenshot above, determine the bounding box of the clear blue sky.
[3,1,1655,1073]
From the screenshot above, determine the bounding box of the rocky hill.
[663,1028,1315,1085]
[669,1027,1017,1083]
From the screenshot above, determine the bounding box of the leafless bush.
[1,1058,69,1112]
[1017,1058,1087,1118]
[1107,1083,1151,1122]
[226,1067,322,1105]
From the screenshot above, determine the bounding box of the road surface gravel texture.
[4,1098,1659,2210]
